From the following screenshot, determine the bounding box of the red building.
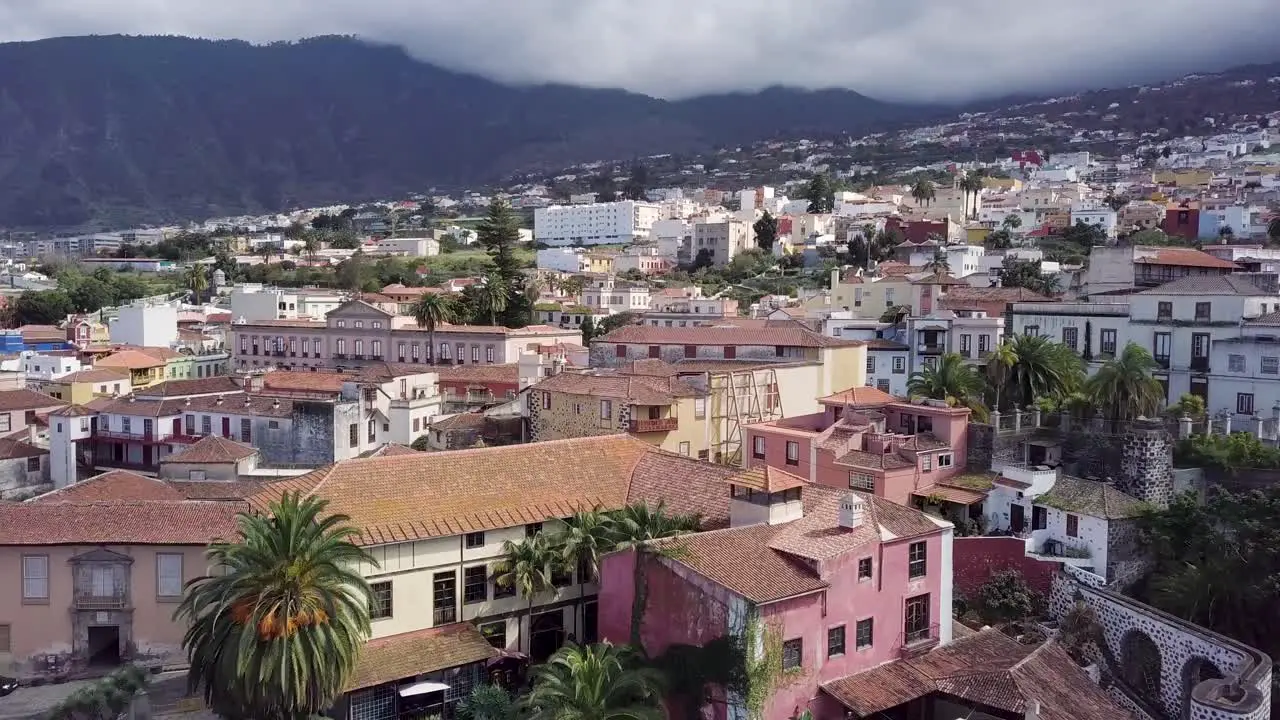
[1161,201,1201,240]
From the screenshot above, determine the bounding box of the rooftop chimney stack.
[839,493,867,530]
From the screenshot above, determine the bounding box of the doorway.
[529,611,565,663]
[86,626,121,666]
[1010,504,1025,533]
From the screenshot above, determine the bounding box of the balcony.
[898,623,941,657]
[433,606,457,625]
[391,386,440,408]
[996,461,1059,490]
[94,430,202,445]
[1154,355,1170,370]
[630,417,679,433]
[1190,356,1210,372]
[917,343,945,355]
[73,592,128,610]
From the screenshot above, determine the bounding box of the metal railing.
[73,592,128,610]
[433,606,457,625]
[630,417,678,433]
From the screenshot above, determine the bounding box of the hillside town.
[1,97,1280,720]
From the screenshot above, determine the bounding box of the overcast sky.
[2,0,1279,103]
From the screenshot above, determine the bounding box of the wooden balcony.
[630,417,679,433]
[73,592,128,610]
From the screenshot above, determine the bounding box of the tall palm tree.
[522,642,665,720]
[910,177,936,208]
[176,493,374,720]
[559,510,616,640]
[524,277,545,322]
[560,276,587,300]
[494,534,560,654]
[958,175,983,219]
[1086,342,1165,421]
[477,274,511,326]
[985,340,1019,412]
[1002,214,1023,231]
[185,264,209,305]
[609,503,700,648]
[302,234,320,266]
[907,353,988,419]
[925,245,950,275]
[1006,334,1084,408]
[257,242,276,266]
[410,293,458,364]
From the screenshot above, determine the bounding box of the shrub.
[977,569,1040,624]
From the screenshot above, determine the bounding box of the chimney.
[839,493,867,530]
[1023,700,1040,720]
[215,396,223,406]
[244,396,251,407]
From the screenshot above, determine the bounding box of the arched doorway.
[1181,656,1224,719]
[1120,630,1163,709]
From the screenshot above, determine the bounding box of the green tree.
[68,279,116,313]
[458,685,515,720]
[999,257,1057,294]
[301,234,320,266]
[521,643,664,720]
[1085,342,1165,420]
[409,293,459,365]
[802,174,835,213]
[985,340,1019,412]
[1104,193,1130,212]
[1006,334,1084,408]
[559,510,615,639]
[184,264,209,305]
[622,163,649,202]
[580,315,597,345]
[985,228,1013,250]
[8,290,73,326]
[176,493,373,720]
[494,535,560,650]
[958,174,983,219]
[596,311,639,337]
[907,353,988,419]
[476,274,511,326]
[1169,392,1206,421]
[977,569,1039,624]
[910,176,936,208]
[257,241,276,266]
[1002,214,1023,231]
[690,248,714,272]
[477,199,524,283]
[752,211,779,251]
[609,503,700,647]
[560,276,587,299]
[926,246,950,275]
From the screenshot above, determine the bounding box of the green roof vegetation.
[947,473,996,491]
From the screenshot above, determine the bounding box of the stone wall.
[0,454,50,500]
[965,423,994,471]
[1119,420,1176,509]
[527,389,631,442]
[1050,566,1272,720]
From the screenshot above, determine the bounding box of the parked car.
[0,675,18,697]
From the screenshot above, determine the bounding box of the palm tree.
[524,277,545,322]
[494,534,560,654]
[176,493,374,720]
[184,264,209,305]
[559,510,615,640]
[1006,334,1084,408]
[410,293,458,365]
[910,177,936,208]
[1002,214,1023,231]
[1086,342,1165,421]
[257,242,276,266]
[609,503,700,648]
[477,274,511,326]
[522,642,664,720]
[985,340,1019,412]
[907,353,988,419]
[926,245,950,275]
[302,234,320,266]
[958,175,983,219]
[560,276,587,299]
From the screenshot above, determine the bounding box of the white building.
[536,248,587,274]
[580,276,651,315]
[23,353,82,388]
[370,237,440,257]
[1069,208,1119,239]
[110,302,179,348]
[906,244,985,278]
[691,218,753,266]
[533,201,663,246]
[230,285,346,323]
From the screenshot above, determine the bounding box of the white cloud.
[1,0,1278,102]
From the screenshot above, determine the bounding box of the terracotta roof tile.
[96,350,167,370]
[55,368,131,384]
[726,466,805,493]
[1034,475,1147,519]
[0,500,243,545]
[135,377,243,398]
[531,371,705,404]
[913,483,988,505]
[31,470,187,503]
[49,404,99,417]
[165,481,265,500]
[835,449,914,471]
[1140,275,1267,295]
[89,392,298,419]
[1133,247,1238,269]
[261,371,353,394]
[0,388,65,412]
[0,438,48,460]
[430,413,486,432]
[820,386,900,407]
[161,435,258,464]
[433,364,520,385]
[364,443,421,458]
[624,451,738,528]
[347,623,500,691]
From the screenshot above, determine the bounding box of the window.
[959,334,971,357]
[526,522,543,538]
[542,391,552,410]
[336,320,345,328]
[781,638,803,671]
[908,541,927,579]
[1263,357,1279,375]
[827,626,846,657]
[433,571,457,624]
[866,355,876,373]
[694,397,707,419]
[200,415,211,435]
[189,469,206,481]
[849,472,874,491]
[493,570,517,599]
[1194,302,1211,322]
[615,345,627,358]
[371,321,382,329]
[22,555,48,601]
[465,532,485,549]
[1032,505,1047,530]
[486,346,495,363]
[26,456,40,472]
[440,342,451,360]
[157,553,184,598]
[1229,354,1246,372]
[1023,325,1039,337]
[354,340,364,356]
[904,594,931,643]
[369,581,392,619]
[724,346,736,360]
[371,340,382,358]
[1062,326,1078,351]
[464,566,488,604]
[600,399,612,420]
[412,343,421,361]
[550,563,572,588]
[1066,514,1080,538]
[877,379,891,393]
[857,557,873,581]
[1153,332,1171,363]
[240,418,251,443]
[0,624,8,653]
[938,453,953,468]
[354,320,363,329]
[785,441,799,466]
[336,339,346,355]
[479,621,506,649]
[922,455,932,472]
[893,356,906,374]
[684,345,696,359]
[1238,393,1255,415]
[1157,301,1173,320]
[471,345,480,363]
[856,618,874,649]
[979,334,990,353]
[349,423,359,447]
[752,436,766,459]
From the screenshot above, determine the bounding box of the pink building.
[743,387,980,509]
[597,469,954,720]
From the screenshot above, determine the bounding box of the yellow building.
[582,251,616,275]
[982,177,1022,192]
[95,350,169,389]
[43,368,132,404]
[830,270,916,319]
[1152,170,1212,188]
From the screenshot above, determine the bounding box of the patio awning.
[398,681,450,697]
[913,483,988,506]
[345,622,499,692]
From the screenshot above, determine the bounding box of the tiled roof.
[433,364,520,385]
[161,435,258,464]
[96,350,167,369]
[531,371,705,404]
[941,287,1052,304]
[55,368,130,384]
[31,470,187,503]
[598,321,860,348]
[352,362,435,382]
[363,443,421,458]
[0,500,243,545]
[1034,475,1147,519]
[897,433,951,452]
[261,371,352,394]
[670,359,816,373]
[165,481,265,500]
[0,388,65,412]
[135,376,243,398]
[617,359,679,377]
[1133,247,1238,269]
[910,273,970,286]
[835,449,914,471]
[0,437,48,460]
[88,392,298,418]
[249,436,739,545]
[820,386,900,407]
[1140,275,1268,296]
[430,413,486,432]
[1246,310,1280,327]
[727,466,805,493]
[876,262,924,277]
[48,404,98,417]
[822,630,1129,720]
[347,623,499,691]
[913,483,988,505]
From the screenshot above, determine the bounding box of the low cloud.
[1,0,1278,103]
